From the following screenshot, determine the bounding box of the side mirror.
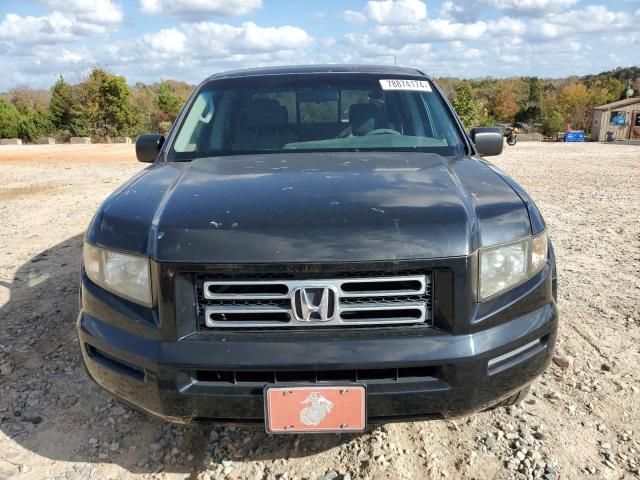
[470,127,503,157]
[136,134,165,163]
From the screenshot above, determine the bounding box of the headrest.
[244,98,287,128]
[349,103,387,136]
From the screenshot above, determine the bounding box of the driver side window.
[174,91,215,152]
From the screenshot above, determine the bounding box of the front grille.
[193,365,441,384]
[197,273,432,329]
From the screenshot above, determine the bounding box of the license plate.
[265,385,366,433]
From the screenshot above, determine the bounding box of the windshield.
[168,74,466,160]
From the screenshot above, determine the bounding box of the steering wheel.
[364,128,402,136]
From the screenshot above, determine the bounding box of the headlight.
[479,231,548,300]
[83,242,152,307]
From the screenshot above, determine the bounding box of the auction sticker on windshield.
[379,79,432,92]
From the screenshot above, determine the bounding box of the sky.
[0,0,639,90]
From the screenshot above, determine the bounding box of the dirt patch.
[0,144,136,165]
[0,185,65,202]
[0,143,639,480]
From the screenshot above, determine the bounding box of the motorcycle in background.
[504,127,517,146]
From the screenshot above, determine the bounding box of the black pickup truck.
[78,65,558,432]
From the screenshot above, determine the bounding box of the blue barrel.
[564,130,585,142]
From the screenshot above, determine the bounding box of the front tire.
[507,137,517,146]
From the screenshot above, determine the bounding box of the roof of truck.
[206,64,428,81]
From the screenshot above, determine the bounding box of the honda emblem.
[292,287,337,322]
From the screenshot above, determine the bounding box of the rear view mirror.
[136,134,165,163]
[470,128,503,157]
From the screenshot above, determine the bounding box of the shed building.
[591,97,640,142]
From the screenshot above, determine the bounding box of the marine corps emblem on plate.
[299,392,334,426]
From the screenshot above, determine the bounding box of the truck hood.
[89,152,532,263]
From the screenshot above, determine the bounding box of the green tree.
[525,77,543,107]
[49,76,74,130]
[78,68,136,139]
[451,83,479,129]
[156,79,191,124]
[511,77,544,127]
[586,77,624,103]
[515,105,542,125]
[541,109,566,136]
[130,82,157,136]
[0,99,20,138]
[157,80,183,119]
[17,107,52,142]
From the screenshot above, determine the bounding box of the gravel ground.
[0,142,639,480]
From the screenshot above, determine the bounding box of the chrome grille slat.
[203,280,290,300]
[340,290,424,297]
[339,302,426,311]
[205,306,290,313]
[338,276,426,298]
[205,293,289,300]
[200,274,432,328]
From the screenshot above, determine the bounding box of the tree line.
[443,66,639,135]
[0,66,638,142]
[0,68,192,142]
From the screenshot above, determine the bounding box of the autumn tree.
[491,88,518,123]
[0,66,636,142]
[8,86,49,111]
[556,82,608,131]
[433,77,460,99]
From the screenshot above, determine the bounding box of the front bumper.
[77,262,558,424]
